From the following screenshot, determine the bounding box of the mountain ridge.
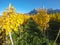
[28,8,60,14]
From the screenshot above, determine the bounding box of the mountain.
[47,9,60,14]
[28,9,38,15]
[28,8,60,14]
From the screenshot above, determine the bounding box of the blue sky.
[0,0,60,14]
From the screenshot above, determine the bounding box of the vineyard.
[0,4,60,45]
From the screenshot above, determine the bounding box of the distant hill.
[28,8,60,14]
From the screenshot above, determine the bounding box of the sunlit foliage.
[0,4,60,45]
[32,9,50,31]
